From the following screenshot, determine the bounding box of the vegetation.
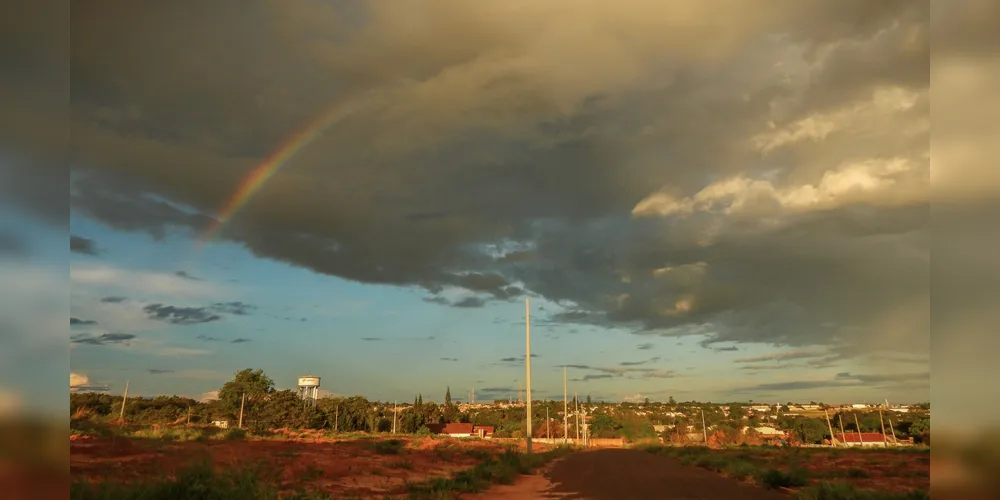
[405,446,574,499]
[70,368,930,446]
[638,445,929,499]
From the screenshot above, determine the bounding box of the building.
[211,420,230,429]
[835,432,888,447]
[425,423,494,438]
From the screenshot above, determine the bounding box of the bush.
[371,439,405,455]
[70,460,332,500]
[757,468,809,489]
[797,482,930,500]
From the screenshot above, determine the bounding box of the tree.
[668,396,676,406]
[445,386,452,406]
[644,397,650,405]
[586,395,592,405]
[217,368,275,430]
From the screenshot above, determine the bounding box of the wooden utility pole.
[238,393,246,429]
[186,406,192,426]
[582,405,588,447]
[334,404,339,433]
[824,409,838,447]
[888,418,898,445]
[878,409,888,447]
[563,366,568,445]
[392,401,398,434]
[838,414,847,445]
[575,391,580,441]
[853,414,864,447]
[525,298,533,454]
[701,408,708,446]
[118,380,130,420]
[546,407,550,440]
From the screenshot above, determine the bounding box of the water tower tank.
[297,376,321,388]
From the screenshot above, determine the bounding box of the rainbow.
[199,98,359,243]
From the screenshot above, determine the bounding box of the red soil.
[70,435,507,498]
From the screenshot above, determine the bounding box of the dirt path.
[467,449,788,500]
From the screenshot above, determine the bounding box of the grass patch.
[757,468,810,489]
[70,460,332,500]
[370,439,406,455]
[797,482,930,500]
[405,446,573,499]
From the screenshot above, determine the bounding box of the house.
[211,420,230,429]
[473,425,494,438]
[426,423,494,438]
[835,432,888,447]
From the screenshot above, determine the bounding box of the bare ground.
[466,449,788,500]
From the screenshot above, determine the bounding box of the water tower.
[297,375,321,407]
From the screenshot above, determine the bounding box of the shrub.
[757,468,809,489]
[371,439,405,455]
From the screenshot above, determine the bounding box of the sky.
[16,0,1000,415]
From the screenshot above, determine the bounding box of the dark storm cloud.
[100,296,127,303]
[70,235,99,255]
[564,362,675,379]
[70,317,98,326]
[733,371,929,393]
[71,332,136,346]
[452,296,487,308]
[210,301,256,315]
[0,232,28,257]
[143,303,222,325]
[618,356,661,366]
[231,338,251,343]
[51,0,937,377]
[174,270,201,280]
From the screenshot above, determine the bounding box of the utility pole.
[838,414,847,445]
[525,298,533,454]
[854,414,864,447]
[392,401,398,434]
[575,391,580,441]
[546,407,550,440]
[878,409,888,447]
[563,366,568,444]
[582,404,588,447]
[238,393,246,429]
[701,408,708,446]
[888,418,898,445]
[334,404,339,433]
[118,380,130,420]
[824,409,838,447]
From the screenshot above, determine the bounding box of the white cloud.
[633,157,917,218]
[70,372,89,387]
[620,393,647,403]
[70,264,227,299]
[199,390,219,402]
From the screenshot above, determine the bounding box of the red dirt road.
[469,449,788,500]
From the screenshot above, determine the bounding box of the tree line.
[70,368,930,444]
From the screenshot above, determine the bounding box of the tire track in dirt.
[468,449,788,500]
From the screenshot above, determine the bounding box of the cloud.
[70,235,100,255]
[735,349,829,363]
[618,356,661,366]
[199,390,219,402]
[54,0,932,371]
[70,317,98,326]
[210,301,256,315]
[714,346,739,352]
[100,296,127,303]
[143,303,222,325]
[565,362,676,380]
[174,270,201,280]
[636,343,654,350]
[361,337,382,342]
[231,338,251,343]
[0,232,27,258]
[734,371,929,393]
[71,332,137,346]
[196,334,220,342]
[72,264,226,299]
[147,368,175,374]
[440,357,459,362]
[70,372,89,387]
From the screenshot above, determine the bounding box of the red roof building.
[835,432,888,446]
[425,423,495,438]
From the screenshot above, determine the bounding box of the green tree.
[586,395,592,405]
[217,368,275,430]
[668,396,676,406]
